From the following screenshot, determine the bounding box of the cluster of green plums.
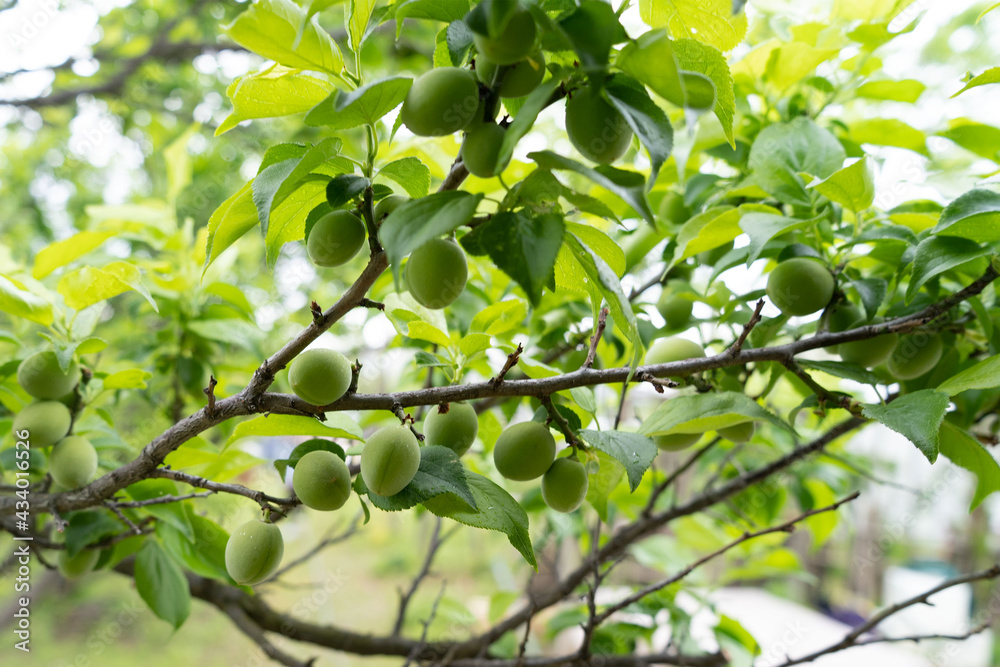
[492,421,589,513]
[765,257,943,376]
[306,200,469,310]
[397,5,633,174]
[12,350,98,489]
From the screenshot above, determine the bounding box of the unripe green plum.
[472,9,537,64]
[493,421,555,481]
[288,349,352,406]
[17,351,79,400]
[58,548,100,578]
[646,337,705,373]
[823,303,862,353]
[374,195,408,221]
[656,281,693,331]
[541,458,588,513]
[225,519,284,586]
[424,403,478,456]
[401,68,480,136]
[565,87,633,164]
[292,450,352,511]
[662,71,716,110]
[839,322,898,368]
[13,401,72,448]
[718,421,756,443]
[361,425,421,496]
[49,436,98,489]
[887,333,943,380]
[307,210,366,267]
[476,52,545,98]
[405,238,468,309]
[654,433,701,451]
[658,191,690,227]
[461,123,505,178]
[766,258,834,316]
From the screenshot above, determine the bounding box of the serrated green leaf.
[933,188,1000,242]
[224,0,344,74]
[809,156,875,212]
[217,66,334,135]
[939,421,1000,511]
[673,38,736,146]
[580,429,656,492]
[57,261,157,312]
[227,414,363,447]
[639,391,794,437]
[377,157,431,199]
[135,540,191,629]
[529,151,654,224]
[938,354,1000,396]
[906,236,990,303]
[638,0,748,52]
[305,76,412,129]
[0,274,53,325]
[862,390,950,463]
[423,471,536,569]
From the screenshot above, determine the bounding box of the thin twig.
[394,517,446,636]
[539,395,580,447]
[490,343,523,388]
[269,513,363,579]
[727,298,765,356]
[583,307,609,369]
[203,375,218,417]
[643,437,722,517]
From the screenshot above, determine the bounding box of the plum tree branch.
[0,265,992,519]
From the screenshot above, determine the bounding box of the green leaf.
[57,261,157,312]
[252,138,343,237]
[938,354,1000,396]
[528,151,654,224]
[135,540,191,629]
[158,512,232,583]
[0,274,53,325]
[585,450,625,521]
[377,157,431,199]
[469,299,528,335]
[849,277,888,320]
[326,173,370,209]
[748,118,845,207]
[460,211,564,306]
[459,332,492,357]
[305,76,412,129]
[617,31,684,108]
[126,479,194,542]
[739,212,810,265]
[673,38,736,146]
[570,386,597,414]
[952,67,1000,97]
[204,181,258,271]
[939,421,1000,511]
[564,234,644,369]
[605,75,673,183]
[849,118,927,155]
[906,236,990,303]
[580,429,657,492]
[32,230,116,279]
[380,190,483,286]
[638,0,748,52]
[558,0,627,68]
[808,157,875,212]
[103,369,153,389]
[367,445,476,510]
[217,66,334,135]
[494,78,561,175]
[346,0,376,52]
[797,359,881,387]
[856,78,925,103]
[862,390,950,463]
[673,205,740,261]
[64,510,121,557]
[937,119,1000,163]
[265,179,333,268]
[423,471,536,569]
[395,0,470,39]
[933,188,1000,242]
[273,438,346,479]
[226,414,363,447]
[224,0,344,74]
[766,43,840,93]
[639,391,794,437]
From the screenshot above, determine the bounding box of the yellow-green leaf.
[57,261,158,312]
